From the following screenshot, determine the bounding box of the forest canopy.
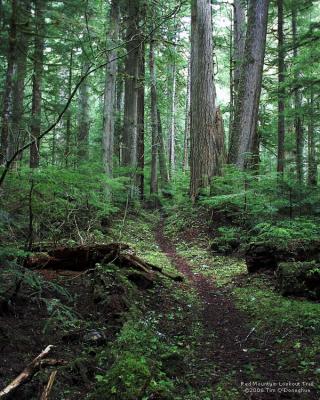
[0,0,319,202]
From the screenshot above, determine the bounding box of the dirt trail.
[155,220,309,400]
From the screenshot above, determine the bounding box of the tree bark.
[215,106,226,170]
[77,61,90,162]
[65,48,73,167]
[149,38,158,195]
[233,0,246,95]
[102,0,120,178]
[228,0,269,169]
[229,9,234,145]
[9,0,31,161]
[0,0,3,29]
[157,108,169,186]
[122,0,140,171]
[292,5,303,183]
[190,0,221,202]
[277,0,285,174]
[115,63,124,165]
[307,87,316,186]
[229,0,246,147]
[137,42,145,199]
[0,0,17,165]
[167,57,176,178]
[182,57,191,172]
[30,0,45,168]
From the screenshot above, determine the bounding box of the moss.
[176,240,246,286]
[107,210,178,277]
[277,261,320,300]
[233,282,320,388]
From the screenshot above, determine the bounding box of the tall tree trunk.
[277,0,285,174]
[228,0,269,169]
[168,57,176,178]
[0,0,3,29]
[215,106,226,170]
[182,57,191,172]
[122,0,140,171]
[51,127,56,165]
[9,0,31,160]
[250,129,260,172]
[190,0,221,202]
[114,60,124,165]
[136,42,145,199]
[0,0,17,165]
[307,87,316,186]
[115,66,124,165]
[30,0,45,168]
[65,48,73,167]
[149,38,158,195]
[292,5,303,183]
[77,62,90,162]
[157,108,169,186]
[229,9,234,144]
[229,0,246,146]
[233,0,246,94]
[102,0,120,177]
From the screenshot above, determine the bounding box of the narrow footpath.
[155,220,310,400]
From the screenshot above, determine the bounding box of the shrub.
[250,218,320,248]
[93,313,176,399]
[211,226,243,254]
[0,164,127,247]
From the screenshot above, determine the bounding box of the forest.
[0,0,320,399]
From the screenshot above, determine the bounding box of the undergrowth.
[234,280,320,389]
[91,210,215,399]
[92,307,177,400]
[107,209,178,276]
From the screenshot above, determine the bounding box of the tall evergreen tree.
[292,3,303,183]
[0,0,17,165]
[149,36,159,195]
[30,0,45,168]
[9,0,31,160]
[190,0,222,202]
[102,0,120,178]
[228,0,269,169]
[122,0,141,172]
[277,0,285,174]
[137,42,145,198]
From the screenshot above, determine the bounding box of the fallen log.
[26,243,129,271]
[25,243,183,282]
[245,240,320,273]
[0,345,66,399]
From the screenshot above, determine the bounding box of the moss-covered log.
[25,243,183,282]
[245,241,320,273]
[276,261,320,300]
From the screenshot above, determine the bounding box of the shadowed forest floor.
[155,218,318,399]
[0,210,319,399]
